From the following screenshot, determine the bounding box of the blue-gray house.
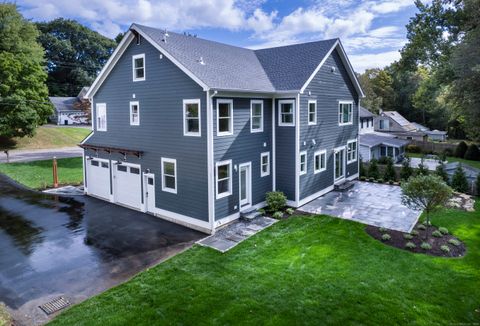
[81,24,364,234]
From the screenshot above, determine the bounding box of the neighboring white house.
[49,87,90,125]
[375,111,427,141]
[411,122,448,142]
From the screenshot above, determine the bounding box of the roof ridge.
[253,38,339,52]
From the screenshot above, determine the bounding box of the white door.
[113,163,142,209]
[239,163,252,210]
[334,147,346,183]
[144,173,156,213]
[86,158,110,200]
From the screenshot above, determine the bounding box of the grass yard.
[0,304,10,326]
[51,202,480,325]
[408,152,480,170]
[13,126,90,150]
[0,157,83,189]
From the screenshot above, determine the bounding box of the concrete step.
[334,180,355,192]
[240,208,262,221]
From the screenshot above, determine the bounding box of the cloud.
[370,0,415,14]
[349,50,401,72]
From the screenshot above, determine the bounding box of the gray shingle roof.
[359,133,409,148]
[359,106,375,118]
[133,24,339,92]
[49,97,79,113]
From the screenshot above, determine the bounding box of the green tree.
[383,157,397,181]
[368,159,379,180]
[451,164,469,193]
[464,144,480,161]
[400,157,414,181]
[358,68,394,113]
[36,19,116,96]
[455,141,468,158]
[417,158,429,176]
[359,158,366,177]
[476,174,480,196]
[401,175,452,239]
[0,4,52,158]
[435,161,450,184]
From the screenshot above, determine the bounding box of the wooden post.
[53,156,59,188]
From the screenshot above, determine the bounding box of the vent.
[39,297,71,315]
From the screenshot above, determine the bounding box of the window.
[96,103,107,131]
[130,167,140,174]
[217,99,233,136]
[216,160,232,199]
[132,54,145,81]
[161,158,177,194]
[338,101,353,125]
[314,150,327,173]
[250,100,264,132]
[347,139,357,163]
[260,152,270,177]
[117,165,127,172]
[278,100,295,126]
[101,162,109,168]
[183,99,201,136]
[91,160,99,167]
[379,120,384,129]
[308,100,317,125]
[299,151,307,175]
[130,101,140,125]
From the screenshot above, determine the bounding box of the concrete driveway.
[0,175,204,325]
[298,181,421,232]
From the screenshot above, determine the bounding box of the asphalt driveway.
[0,175,204,325]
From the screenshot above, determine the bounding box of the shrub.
[360,176,366,181]
[440,245,450,253]
[438,227,449,235]
[405,242,416,249]
[266,191,287,212]
[359,159,367,177]
[464,144,480,161]
[258,208,266,216]
[378,156,390,165]
[455,141,468,158]
[400,157,413,181]
[368,159,380,180]
[389,180,394,185]
[377,178,384,183]
[285,208,295,215]
[451,164,469,193]
[379,227,387,233]
[417,224,426,230]
[417,161,429,176]
[406,144,422,153]
[443,148,453,157]
[410,230,419,236]
[477,174,480,196]
[448,239,461,246]
[420,242,432,250]
[272,211,284,219]
[381,234,391,241]
[432,230,443,238]
[403,233,413,240]
[383,157,397,181]
[435,162,450,184]
[369,177,375,182]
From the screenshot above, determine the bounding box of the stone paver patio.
[298,181,422,232]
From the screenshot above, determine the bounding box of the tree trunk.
[424,213,430,240]
[4,150,9,163]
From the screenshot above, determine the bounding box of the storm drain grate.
[39,297,71,315]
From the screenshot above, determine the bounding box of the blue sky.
[16,0,419,72]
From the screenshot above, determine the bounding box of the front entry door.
[334,147,346,182]
[144,173,156,213]
[239,163,252,210]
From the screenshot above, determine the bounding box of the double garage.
[85,158,144,210]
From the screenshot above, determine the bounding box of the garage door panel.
[86,159,110,200]
[114,164,142,209]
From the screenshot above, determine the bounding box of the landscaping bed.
[366,222,466,257]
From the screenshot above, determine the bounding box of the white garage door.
[113,163,142,209]
[86,158,111,200]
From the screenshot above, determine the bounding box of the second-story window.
[250,100,263,132]
[183,99,201,136]
[279,100,295,126]
[308,100,317,125]
[130,101,140,125]
[339,101,353,125]
[132,54,145,81]
[217,99,233,136]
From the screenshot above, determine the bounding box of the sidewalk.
[0,147,83,163]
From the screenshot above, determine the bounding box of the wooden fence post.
[53,156,58,188]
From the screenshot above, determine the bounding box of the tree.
[435,161,450,184]
[0,4,52,158]
[476,174,480,196]
[368,159,379,180]
[417,158,429,176]
[451,164,469,193]
[400,157,414,181]
[359,158,366,177]
[358,68,394,114]
[455,141,468,158]
[383,157,397,181]
[36,19,116,96]
[464,144,480,161]
[402,175,452,239]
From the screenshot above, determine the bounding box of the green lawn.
[51,202,480,325]
[13,126,90,150]
[408,152,480,169]
[0,304,10,326]
[0,157,83,189]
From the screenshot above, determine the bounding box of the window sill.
[278,123,295,127]
[216,192,232,199]
[184,132,202,137]
[314,169,326,174]
[339,122,353,126]
[162,187,177,194]
[217,132,233,137]
[133,78,145,82]
[250,129,264,133]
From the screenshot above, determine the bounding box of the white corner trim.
[206,91,215,233]
[215,159,233,199]
[132,53,146,82]
[250,99,264,133]
[216,99,234,136]
[278,99,295,127]
[307,100,317,125]
[295,94,300,204]
[129,101,140,126]
[272,97,276,191]
[161,157,177,194]
[260,151,270,177]
[183,98,201,137]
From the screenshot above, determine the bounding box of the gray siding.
[85,37,209,221]
[299,49,359,200]
[213,97,273,220]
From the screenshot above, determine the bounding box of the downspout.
[295,93,301,206]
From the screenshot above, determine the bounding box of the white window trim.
[278,99,295,127]
[183,99,201,137]
[250,100,264,133]
[308,100,317,125]
[314,149,327,174]
[161,158,177,194]
[347,139,358,164]
[216,99,234,136]
[338,100,353,126]
[260,152,270,177]
[132,53,145,82]
[216,160,232,199]
[96,103,107,131]
[299,151,307,175]
[129,101,140,126]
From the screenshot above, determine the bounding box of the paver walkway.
[298,181,421,232]
[198,216,277,252]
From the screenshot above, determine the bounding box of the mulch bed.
[366,223,466,258]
